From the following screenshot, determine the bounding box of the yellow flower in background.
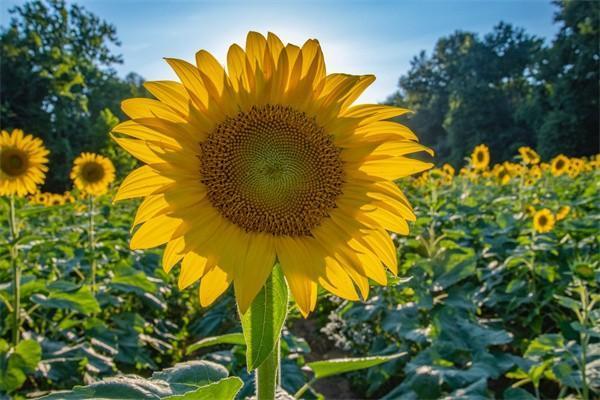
[70,153,115,196]
[529,165,542,180]
[471,144,490,170]
[442,163,455,177]
[551,154,570,176]
[526,205,536,216]
[0,129,49,197]
[494,165,511,185]
[48,193,65,206]
[556,205,570,221]
[567,157,584,178]
[518,146,540,165]
[533,209,555,233]
[112,32,433,316]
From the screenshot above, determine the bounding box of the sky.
[1,0,559,103]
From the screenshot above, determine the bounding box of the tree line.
[1,0,598,190]
[387,0,599,166]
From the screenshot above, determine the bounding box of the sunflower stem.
[256,338,280,400]
[88,196,97,293]
[9,195,21,346]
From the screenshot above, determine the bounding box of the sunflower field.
[1,132,598,399]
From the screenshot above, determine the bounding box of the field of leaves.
[1,153,598,399]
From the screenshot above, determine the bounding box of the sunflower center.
[476,152,484,162]
[1,149,28,177]
[538,216,548,226]
[81,162,105,183]
[556,160,564,170]
[200,105,344,236]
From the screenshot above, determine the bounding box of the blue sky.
[2,0,559,103]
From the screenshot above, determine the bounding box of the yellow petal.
[234,233,276,314]
[163,236,185,273]
[199,265,232,307]
[121,98,185,122]
[114,166,174,201]
[130,214,183,250]
[165,58,209,109]
[276,237,318,317]
[133,194,171,227]
[179,252,210,290]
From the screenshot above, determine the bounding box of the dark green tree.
[529,0,599,159]
[0,0,145,190]
[388,24,542,166]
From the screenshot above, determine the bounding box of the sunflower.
[112,32,433,316]
[551,154,570,176]
[0,129,49,197]
[471,144,490,170]
[518,146,540,165]
[494,164,511,185]
[70,153,115,196]
[533,209,555,233]
[567,157,584,178]
[556,205,570,221]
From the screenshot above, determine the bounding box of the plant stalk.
[256,338,280,400]
[9,195,21,345]
[88,196,97,293]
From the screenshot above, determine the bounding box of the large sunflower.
[70,153,116,196]
[112,32,433,316]
[471,144,490,170]
[0,129,49,197]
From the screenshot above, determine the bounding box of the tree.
[0,0,145,190]
[530,0,599,158]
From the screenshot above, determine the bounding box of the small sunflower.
[70,153,115,196]
[471,144,490,170]
[518,146,540,165]
[567,158,584,178]
[112,32,433,316]
[556,205,570,221]
[494,165,511,185]
[0,129,49,197]
[551,155,570,176]
[442,163,455,177]
[529,165,542,180]
[533,209,555,233]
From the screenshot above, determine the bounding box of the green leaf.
[503,387,536,400]
[32,285,100,315]
[525,334,564,357]
[306,353,407,380]
[163,377,243,400]
[110,267,157,294]
[186,333,245,355]
[240,264,288,371]
[0,339,41,393]
[39,376,173,399]
[151,360,228,387]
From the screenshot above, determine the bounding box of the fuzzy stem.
[256,337,280,400]
[9,195,21,345]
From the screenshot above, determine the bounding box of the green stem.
[294,378,316,399]
[88,196,97,293]
[9,195,21,346]
[579,284,589,400]
[256,339,280,400]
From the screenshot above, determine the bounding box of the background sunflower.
[70,152,116,196]
[0,129,49,197]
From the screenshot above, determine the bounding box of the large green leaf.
[186,333,245,355]
[163,377,243,400]
[32,285,100,315]
[240,264,288,370]
[39,362,233,399]
[306,353,407,380]
[151,360,228,387]
[0,339,42,393]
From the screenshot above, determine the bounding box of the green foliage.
[388,1,598,166]
[306,353,406,380]
[0,339,42,393]
[39,361,242,400]
[240,265,288,371]
[0,0,146,191]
